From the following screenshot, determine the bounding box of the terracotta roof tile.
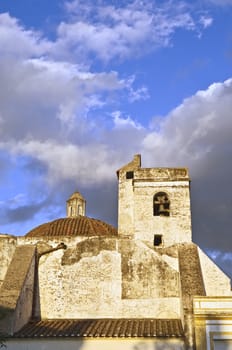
[13,319,184,338]
[25,217,118,238]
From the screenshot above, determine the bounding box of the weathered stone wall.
[118,154,141,237]
[118,174,135,237]
[18,235,85,248]
[36,236,181,319]
[133,180,192,246]
[120,240,179,299]
[178,243,206,349]
[178,244,206,305]
[38,239,121,319]
[0,235,17,289]
[117,156,191,247]
[198,247,232,296]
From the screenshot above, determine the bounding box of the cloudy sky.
[0,0,232,277]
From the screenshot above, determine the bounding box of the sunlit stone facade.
[0,155,231,350]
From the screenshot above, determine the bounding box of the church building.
[0,154,232,350]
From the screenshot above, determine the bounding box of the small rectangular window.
[154,234,162,246]
[126,171,134,179]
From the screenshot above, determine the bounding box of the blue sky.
[0,0,232,277]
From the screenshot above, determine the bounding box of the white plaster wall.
[0,235,17,288]
[37,243,181,319]
[198,248,232,296]
[6,338,185,350]
[206,321,232,350]
[213,340,232,350]
[39,249,122,318]
[120,298,181,318]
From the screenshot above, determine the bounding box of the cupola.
[66,191,86,217]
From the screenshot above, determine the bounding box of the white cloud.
[206,249,232,277]
[7,193,31,208]
[0,13,51,58]
[123,75,150,102]
[0,4,231,260]
[60,0,211,62]
[207,249,232,262]
[4,77,232,191]
[0,55,127,142]
[137,78,232,255]
[0,10,148,191]
[112,111,143,130]
[2,139,119,186]
[0,10,150,145]
[199,15,213,28]
[142,78,232,167]
[1,71,232,189]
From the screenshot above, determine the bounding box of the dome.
[25,217,118,238]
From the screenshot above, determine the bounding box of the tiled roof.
[25,217,118,237]
[13,319,184,338]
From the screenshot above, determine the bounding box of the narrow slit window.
[153,192,170,216]
[154,234,163,246]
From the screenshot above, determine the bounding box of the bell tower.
[66,191,86,217]
[117,155,192,247]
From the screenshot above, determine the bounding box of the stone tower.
[117,154,192,247]
[66,191,86,217]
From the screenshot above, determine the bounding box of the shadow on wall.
[5,340,184,350]
[9,321,231,350]
[5,337,232,350]
[3,321,229,350]
[133,343,182,350]
[5,339,83,350]
[32,255,41,320]
[0,305,12,349]
[0,305,14,338]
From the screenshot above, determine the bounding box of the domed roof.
[25,216,118,238]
